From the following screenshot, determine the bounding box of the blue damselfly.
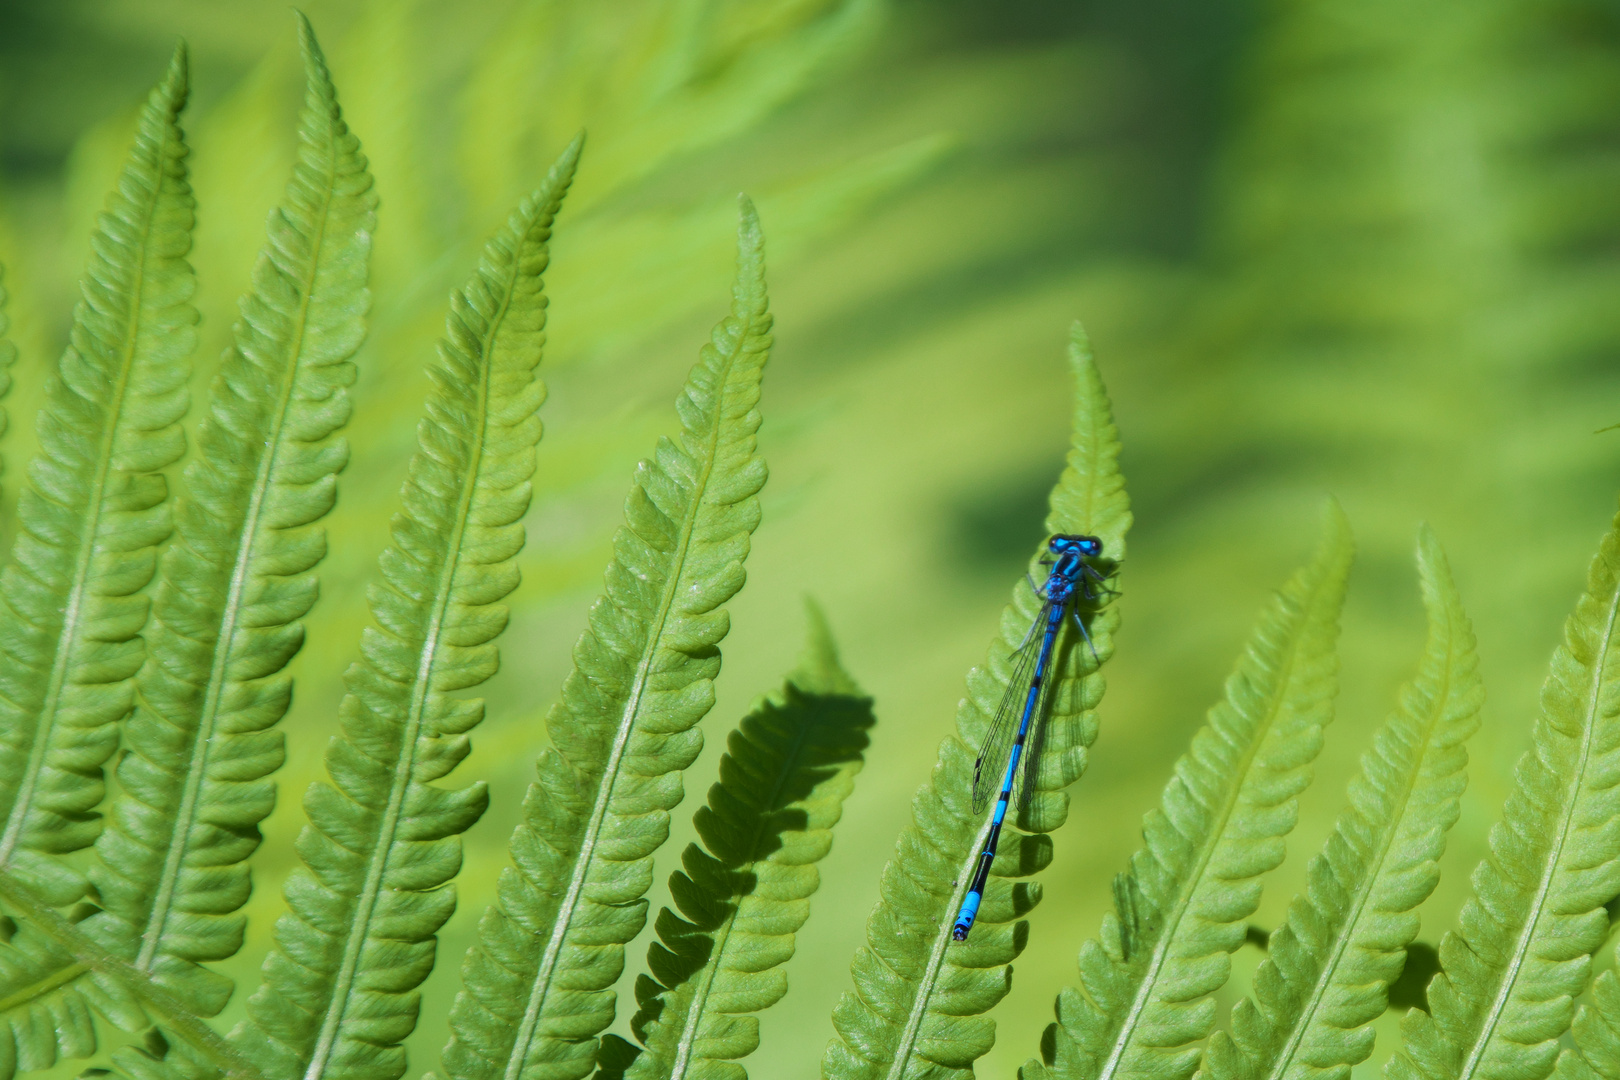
[953,533,1108,941]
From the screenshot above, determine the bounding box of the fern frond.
[438,198,773,1080]
[1029,500,1353,1080]
[0,40,196,906]
[597,602,875,1080]
[0,19,375,1073]
[87,7,376,1014]
[1200,526,1482,1080]
[819,326,1130,1080]
[218,138,580,1080]
[1386,505,1620,1080]
[0,265,17,483]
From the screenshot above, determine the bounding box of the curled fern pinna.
[1199,526,1482,1080]
[600,604,875,1080]
[821,327,1129,1080]
[439,197,773,1080]
[220,138,581,1080]
[1029,501,1352,1080]
[1388,505,1620,1080]
[0,41,195,907]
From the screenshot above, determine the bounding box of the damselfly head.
[1050,534,1102,558]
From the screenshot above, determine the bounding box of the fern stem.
[0,873,262,1080]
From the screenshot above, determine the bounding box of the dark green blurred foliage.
[2,0,1619,1076]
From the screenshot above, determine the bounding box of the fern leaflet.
[597,603,875,1080]
[1386,506,1620,1080]
[0,17,376,1074]
[92,7,376,1013]
[0,41,195,905]
[0,265,16,487]
[1027,500,1353,1080]
[438,197,773,1080]
[215,138,580,1080]
[1199,526,1482,1080]
[820,327,1130,1080]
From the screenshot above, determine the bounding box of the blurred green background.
[3,0,1620,1075]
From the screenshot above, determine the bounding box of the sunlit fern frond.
[820,327,1129,1080]
[1386,505,1620,1080]
[596,603,875,1080]
[0,41,196,907]
[1027,501,1352,1080]
[212,138,579,1080]
[438,197,772,1080]
[86,6,377,1015]
[0,17,377,1076]
[1198,526,1482,1080]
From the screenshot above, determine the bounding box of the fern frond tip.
[793,598,860,698]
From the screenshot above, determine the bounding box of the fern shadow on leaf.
[600,613,877,1080]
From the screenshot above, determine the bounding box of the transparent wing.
[972,603,1052,816]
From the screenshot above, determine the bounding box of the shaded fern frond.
[439,198,773,1080]
[820,327,1129,1080]
[1029,501,1353,1080]
[597,602,875,1080]
[216,138,581,1080]
[1387,506,1620,1080]
[0,40,196,907]
[1201,526,1482,1080]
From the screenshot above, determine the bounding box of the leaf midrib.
[1096,565,1339,1080]
[0,107,180,867]
[506,310,759,1080]
[1452,569,1620,1080]
[1261,611,1462,1080]
[667,701,817,1080]
[300,230,519,1080]
[136,122,341,974]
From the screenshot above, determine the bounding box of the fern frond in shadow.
[1388,505,1620,1080]
[438,196,772,1080]
[821,327,1129,1080]
[1197,526,1482,1080]
[597,602,875,1080]
[0,41,195,907]
[1028,500,1352,1080]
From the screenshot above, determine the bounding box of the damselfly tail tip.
[952,924,969,941]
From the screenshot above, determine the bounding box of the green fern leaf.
[0,20,375,1075]
[0,265,17,484]
[87,8,376,1014]
[1386,506,1620,1080]
[0,40,196,906]
[819,326,1129,1080]
[1028,500,1353,1080]
[219,138,580,1080]
[1198,526,1482,1080]
[437,198,773,1080]
[596,602,875,1080]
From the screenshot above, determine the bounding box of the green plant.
[6,13,1620,1080]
